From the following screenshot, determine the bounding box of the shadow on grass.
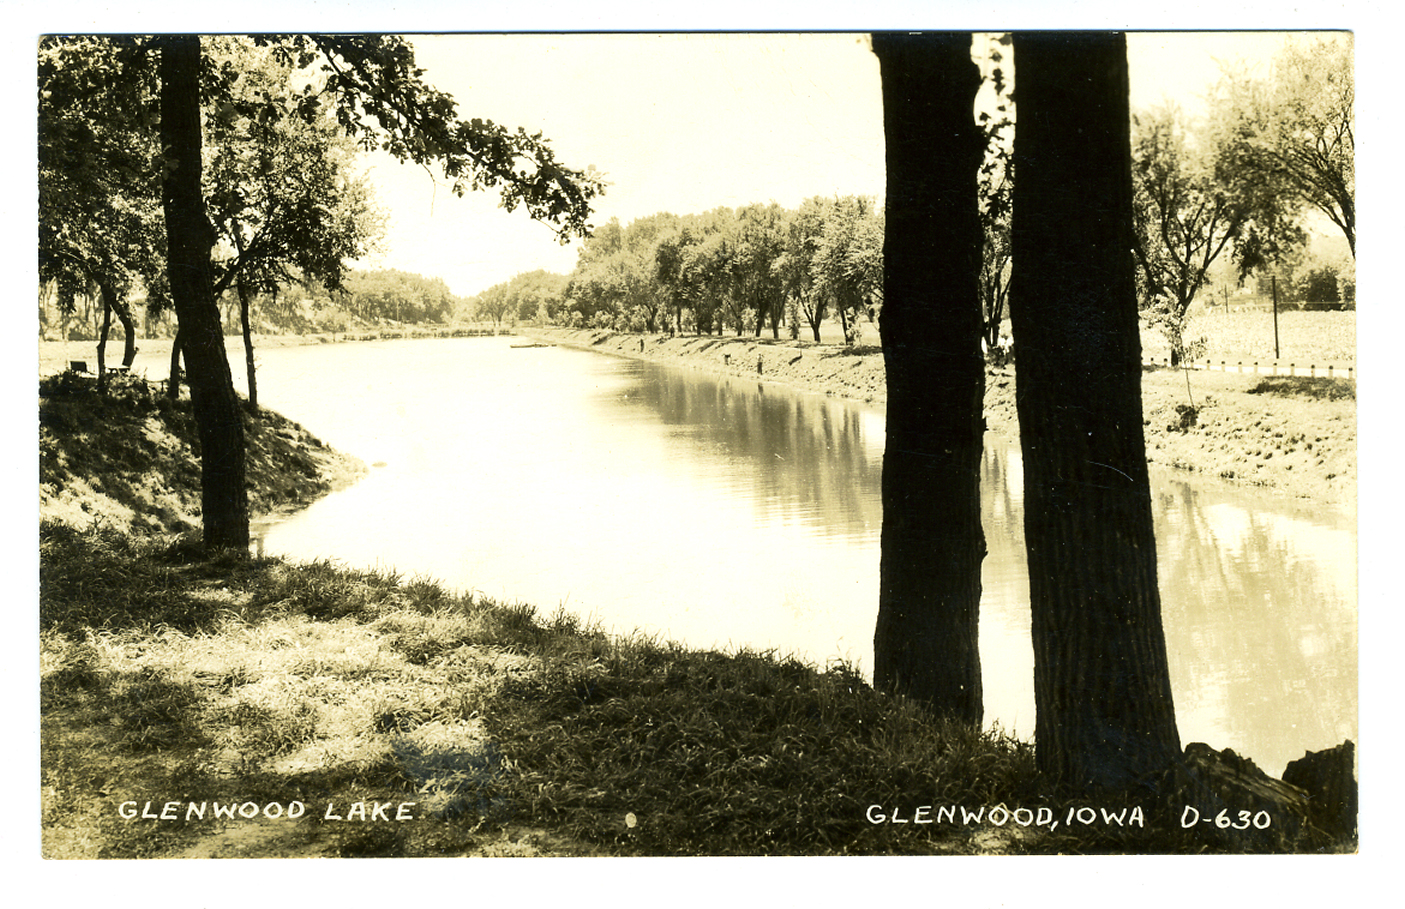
[1247,376,1356,401]
[40,525,1348,856]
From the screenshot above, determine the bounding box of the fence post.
[1272,275,1281,359]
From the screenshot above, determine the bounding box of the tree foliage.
[203,37,386,303]
[273,35,606,244]
[38,37,167,350]
[812,196,884,346]
[547,199,881,343]
[976,33,1015,351]
[1213,35,1354,257]
[773,196,830,341]
[1131,103,1304,361]
[339,269,460,324]
[730,203,788,337]
[467,270,567,326]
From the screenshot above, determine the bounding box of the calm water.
[244,335,1356,775]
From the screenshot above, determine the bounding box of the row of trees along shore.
[39,32,1353,802]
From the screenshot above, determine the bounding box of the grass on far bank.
[40,523,1342,857]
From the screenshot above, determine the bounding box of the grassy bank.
[42,523,1351,857]
[40,371,366,534]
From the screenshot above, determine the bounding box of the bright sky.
[357,31,1322,298]
[356,33,886,297]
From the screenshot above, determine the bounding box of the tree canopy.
[39,38,166,322]
[203,37,386,304]
[1131,102,1304,341]
[1212,35,1354,257]
[540,199,882,341]
[279,35,606,244]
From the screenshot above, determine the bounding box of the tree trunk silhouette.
[114,297,138,367]
[159,35,250,549]
[236,276,259,413]
[96,285,112,383]
[1009,32,1180,789]
[167,325,183,401]
[871,32,986,723]
[96,281,138,376]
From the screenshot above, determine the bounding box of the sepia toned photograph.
[36,23,1358,865]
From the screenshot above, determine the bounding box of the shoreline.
[37,323,1357,511]
[520,326,1356,509]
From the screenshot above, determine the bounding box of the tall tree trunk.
[1009,32,1181,789]
[236,276,259,413]
[168,325,183,401]
[114,300,138,367]
[871,32,986,723]
[159,35,250,550]
[97,285,113,383]
[807,303,823,343]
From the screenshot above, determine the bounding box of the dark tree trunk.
[97,285,113,383]
[807,305,823,343]
[1009,32,1180,789]
[159,35,250,550]
[114,299,138,367]
[870,32,986,723]
[236,276,258,413]
[168,325,183,401]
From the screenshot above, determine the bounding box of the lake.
[243,335,1356,776]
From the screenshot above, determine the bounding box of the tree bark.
[871,32,986,723]
[97,285,112,383]
[114,299,138,368]
[168,325,183,401]
[1009,32,1181,789]
[236,276,259,413]
[159,35,250,549]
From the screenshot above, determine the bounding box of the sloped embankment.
[39,371,365,535]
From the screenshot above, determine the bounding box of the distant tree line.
[41,266,467,340]
[467,198,886,345]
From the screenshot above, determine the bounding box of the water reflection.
[1153,481,1357,775]
[248,336,1355,776]
[621,362,884,540]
